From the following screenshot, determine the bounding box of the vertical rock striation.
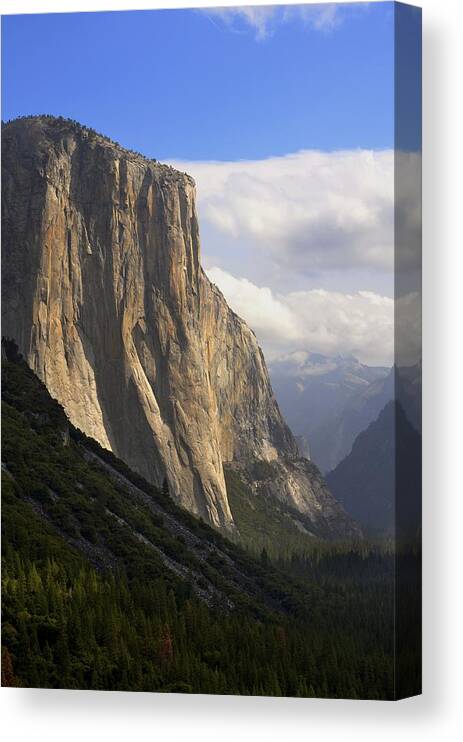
[2,116,359,537]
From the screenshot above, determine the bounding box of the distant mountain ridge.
[326,400,421,536]
[270,352,391,473]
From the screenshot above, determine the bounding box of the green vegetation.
[1,340,420,698]
[225,468,320,558]
[1,477,396,696]
[226,466,366,561]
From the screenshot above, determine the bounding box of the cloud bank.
[172,149,395,276]
[207,266,394,366]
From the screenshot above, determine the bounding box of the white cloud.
[207,266,394,366]
[203,4,352,41]
[207,266,300,343]
[171,149,395,275]
[205,5,277,41]
[287,3,343,32]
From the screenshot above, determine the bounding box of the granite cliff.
[1,115,359,537]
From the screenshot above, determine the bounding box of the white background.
[1,0,462,739]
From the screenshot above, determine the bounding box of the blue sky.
[2,3,394,160]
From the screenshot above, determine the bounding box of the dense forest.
[1,340,420,698]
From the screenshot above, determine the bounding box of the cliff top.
[2,114,195,186]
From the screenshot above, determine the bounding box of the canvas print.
[1,2,422,699]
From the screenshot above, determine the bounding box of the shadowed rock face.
[1,116,359,537]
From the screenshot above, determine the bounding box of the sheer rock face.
[2,116,359,536]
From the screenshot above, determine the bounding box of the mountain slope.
[1,341,397,697]
[1,115,357,538]
[326,401,421,536]
[1,340,309,615]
